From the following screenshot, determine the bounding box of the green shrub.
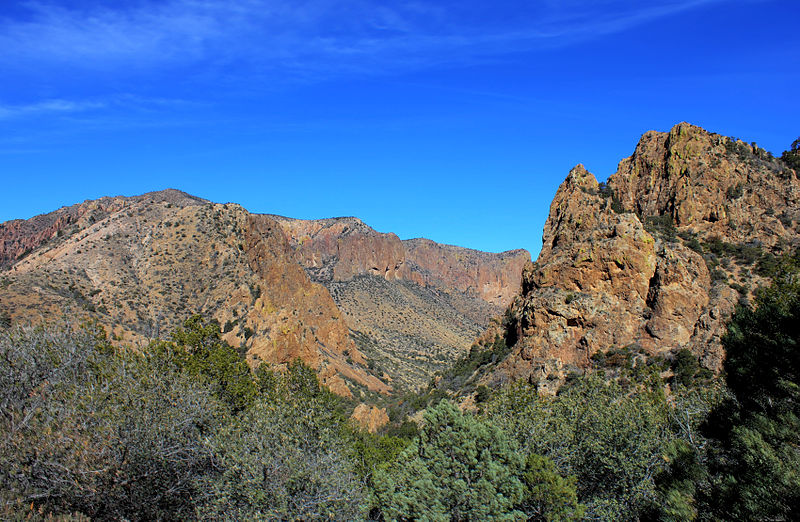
[489,377,671,519]
[672,349,700,386]
[374,400,524,520]
[644,214,677,241]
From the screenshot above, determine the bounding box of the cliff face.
[490,123,800,392]
[403,239,529,307]
[0,192,389,398]
[270,214,530,390]
[269,216,410,282]
[270,214,530,307]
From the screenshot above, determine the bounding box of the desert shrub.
[700,267,800,520]
[780,137,800,172]
[488,377,672,519]
[520,454,584,521]
[199,384,365,520]
[149,314,257,411]
[726,183,744,199]
[645,214,677,241]
[0,323,222,520]
[672,348,700,386]
[0,310,10,329]
[374,400,524,520]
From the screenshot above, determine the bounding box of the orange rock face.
[350,403,390,433]
[269,216,410,282]
[404,239,529,307]
[489,123,799,391]
[245,215,390,395]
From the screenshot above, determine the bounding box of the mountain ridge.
[0,191,528,396]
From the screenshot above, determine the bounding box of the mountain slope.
[0,191,387,397]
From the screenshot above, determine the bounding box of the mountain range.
[2,121,798,408]
[0,191,528,399]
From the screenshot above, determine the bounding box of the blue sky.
[1,0,798,257]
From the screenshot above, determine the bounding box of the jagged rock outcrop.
[489,123,800,391]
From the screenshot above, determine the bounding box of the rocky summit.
[485,122,800,393]
[0,190,528,396]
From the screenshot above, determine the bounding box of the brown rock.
[403,238,529,307]
[351,403,390,433]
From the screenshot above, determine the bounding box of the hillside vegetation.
[3,253,799,520]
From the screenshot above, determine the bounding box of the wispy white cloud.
[0,98,106,119]
[0,0,728,77]
[0,93,199,120]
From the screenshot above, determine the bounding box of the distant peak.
[135,189,208,205]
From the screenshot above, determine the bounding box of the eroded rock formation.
[489,123,799,391]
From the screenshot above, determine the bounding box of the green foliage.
[648,440,706,521]
[610,198,624,214]
[672,348,700,386]
[725,138,754,162]
[598,181,625,213]
[150,314,257,411]
[519,454,584,521]
[678,230,703,254]
[347,428,410,487]
[726,182,744,200]
[597,181,613,199]
[474,384,491,403]
[699,266,800,520]
[199,371,366,521]
[385,419,419,440]
[0,309,10,329]
[374,400,524,520]
[591,344,635,370]
[489,376,671,519]
[644,214,677,241]
[0,317,387,520]
[780,136,800,172]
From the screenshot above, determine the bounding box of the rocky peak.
[488,122,799,392]
[609,122,798,246]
